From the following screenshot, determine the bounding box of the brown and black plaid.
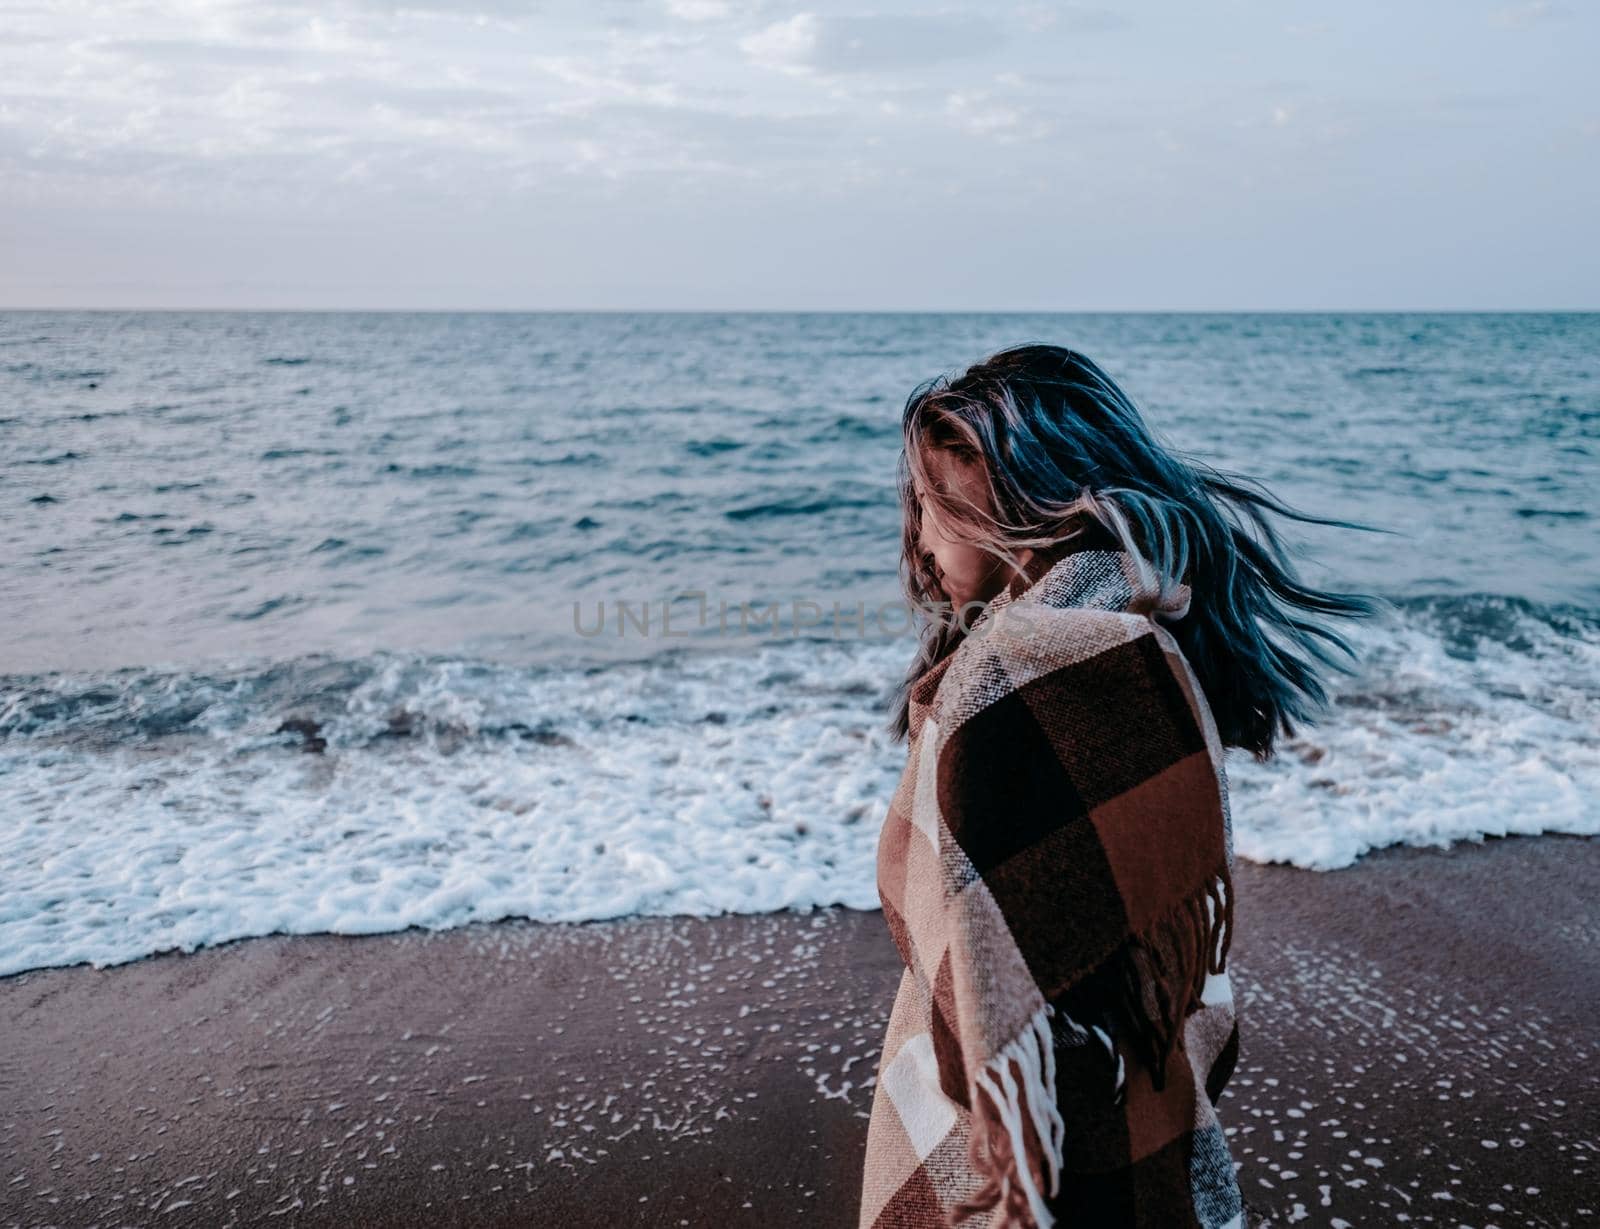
[859,541,1244,1229]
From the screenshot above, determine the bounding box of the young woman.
[858,344,1387,1229]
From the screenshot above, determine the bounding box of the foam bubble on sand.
[1,597,1595,976]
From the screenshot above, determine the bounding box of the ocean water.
[2,311,1597,977]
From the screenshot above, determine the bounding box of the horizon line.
[1,306,1595,315]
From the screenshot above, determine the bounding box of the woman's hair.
[890,343,1393,761]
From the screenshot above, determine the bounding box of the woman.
[858,345,1387,1229]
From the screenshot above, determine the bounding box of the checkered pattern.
[859,543,1246,1229]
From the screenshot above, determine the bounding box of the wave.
[1226,593,1599,868]
[1,594,1595,976]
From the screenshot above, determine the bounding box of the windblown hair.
[890,343,1393,760]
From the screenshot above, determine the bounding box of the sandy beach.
[2,832,1596,1229]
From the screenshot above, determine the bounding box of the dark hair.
[891,343,1394,760]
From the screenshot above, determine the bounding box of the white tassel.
[1089,1023,1126,1101]
[970,1002,1068,1227]
[1016,1011,1064,1200]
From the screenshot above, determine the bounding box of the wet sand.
[2,832,1596,1229]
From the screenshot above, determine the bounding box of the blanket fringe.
[1111,864,1234,1093]
[943,868,1233,1227]
[947,1002,1066,1228]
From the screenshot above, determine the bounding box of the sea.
[2,311,1596,977]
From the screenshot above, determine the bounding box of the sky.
[0,0,1595,310]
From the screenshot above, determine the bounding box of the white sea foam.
[1,599,1595,977]
[1227,601,1599,869]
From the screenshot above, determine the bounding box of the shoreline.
[2,832,1596,1228]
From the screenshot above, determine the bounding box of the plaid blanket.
[859,539,1245,1229]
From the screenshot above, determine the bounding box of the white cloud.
[740,13,820,70]
[1490,0,1566,28]
[664,0,731,20]
[944,89,1049,142]
[741,11,1006,75]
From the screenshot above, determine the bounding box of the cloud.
[740,13,820,68]
[664,0,731,20]
[93,38,317,67]
[944,90,1050,141]
[1489,0,1568,28]
[741,11,1007,74]
[307,78,523,117]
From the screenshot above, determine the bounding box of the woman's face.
[915,447,1025,612]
